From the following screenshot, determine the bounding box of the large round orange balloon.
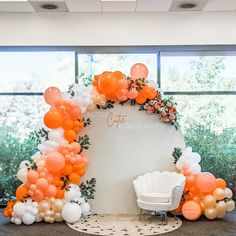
[196,173,216,193]
[44,109,63,129]
[182,200,202,221]
[99,72,118,94]
[136,92,147,104]
[16,184,28,201]
[216,178,226,189]
[46,152,65,172]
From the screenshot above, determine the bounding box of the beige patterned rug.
[67,214,182,235]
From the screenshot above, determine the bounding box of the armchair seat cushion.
[140,192,170,203]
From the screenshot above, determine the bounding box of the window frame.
[0,45,236,96]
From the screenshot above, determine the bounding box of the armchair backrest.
[133,171,185,198]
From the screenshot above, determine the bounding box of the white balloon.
[13,203,26,216]
[62,203,82,223]
[14,218,22,225]
[35,214,43,223]
[226,200,235,212]
[225,188,233,199]
[64,189,77,202]
[20,160,30,169]
[81,202,91,216]
[189,163,201,174]
[22,213,35,225]
[11,217,15,223]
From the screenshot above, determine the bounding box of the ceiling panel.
[102,0,137,12]
[65,0,102,12]
[170,0,207,11]
[136,0,172,12]
[0,1,35,12]
[30,1,68,12]
[204,0,236,11]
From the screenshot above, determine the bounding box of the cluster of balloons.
[92,63,158,104]
[44,87,83,143]
[4,86,91,225]
[174,147,235,221]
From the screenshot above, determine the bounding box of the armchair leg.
[139,209,143,221]
[163,211,167,225]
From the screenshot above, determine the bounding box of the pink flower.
[169,114,175,120]
[166,102,172,108]
[161,110,167,117]
[147,106,155,113]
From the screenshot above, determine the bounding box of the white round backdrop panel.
[82,103,185,214]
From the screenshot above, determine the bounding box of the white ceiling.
[0,0,236,13]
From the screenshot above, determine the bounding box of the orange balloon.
[44,109,63,129]
[46,152,65,172]
[55,188,65,199]
[16,184,28,201]
[62,164,73,175]
[216,178,226,189]
[146,87,157,100]
[64,129,77,143]
[136,93,147,104]
[69,172,80,184]
[114,71,124,80]
[99,72,118,94]
[186,175,196,188]
[62,119,74,130]
[27,170,39,184]
[182,200,202,221]
[196,173,216,193]
[36,178,49,192]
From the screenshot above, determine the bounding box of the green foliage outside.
[0,126,40,203]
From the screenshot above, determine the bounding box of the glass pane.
[174,95,236,190]
[79,53,157,81]
[0,95,48,202]
[161,55,236,91]
[0,52,75,92]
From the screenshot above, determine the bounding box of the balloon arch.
[3,63,235,225]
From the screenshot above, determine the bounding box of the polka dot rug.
[67,214,182,235]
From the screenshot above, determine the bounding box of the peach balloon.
[196,173,216,193]
[204,208,217,220]
[36,178,49,192]
[130,63,148,80]
[182,200,202,221]
[45,185,57,198]
[44,87,62,105]
[203,195,216,208]
[213,188,225,201]
[71,142,81,154]
[32,192,44,203]
[27,170,39,184]
[117,78,128,89]
[46,152,65,172]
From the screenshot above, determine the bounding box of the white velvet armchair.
[133,171,186,223]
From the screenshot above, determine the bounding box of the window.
[161,52,236,189]
[0,46,236,203]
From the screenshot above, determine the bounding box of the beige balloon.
[52,199,64,212]
[39,200,50,211]
[216,209,225,219]
[213,188,225,201]
[200,201,205,213]
[226,200,235,212]
[224,188,233,199]
[203,195,216,208]
[54,212,64,222]
[215,201,226,212]
[205,208,217,220]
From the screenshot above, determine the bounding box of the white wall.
[0,12,236,46]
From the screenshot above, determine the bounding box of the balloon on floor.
[173,147,235,220]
